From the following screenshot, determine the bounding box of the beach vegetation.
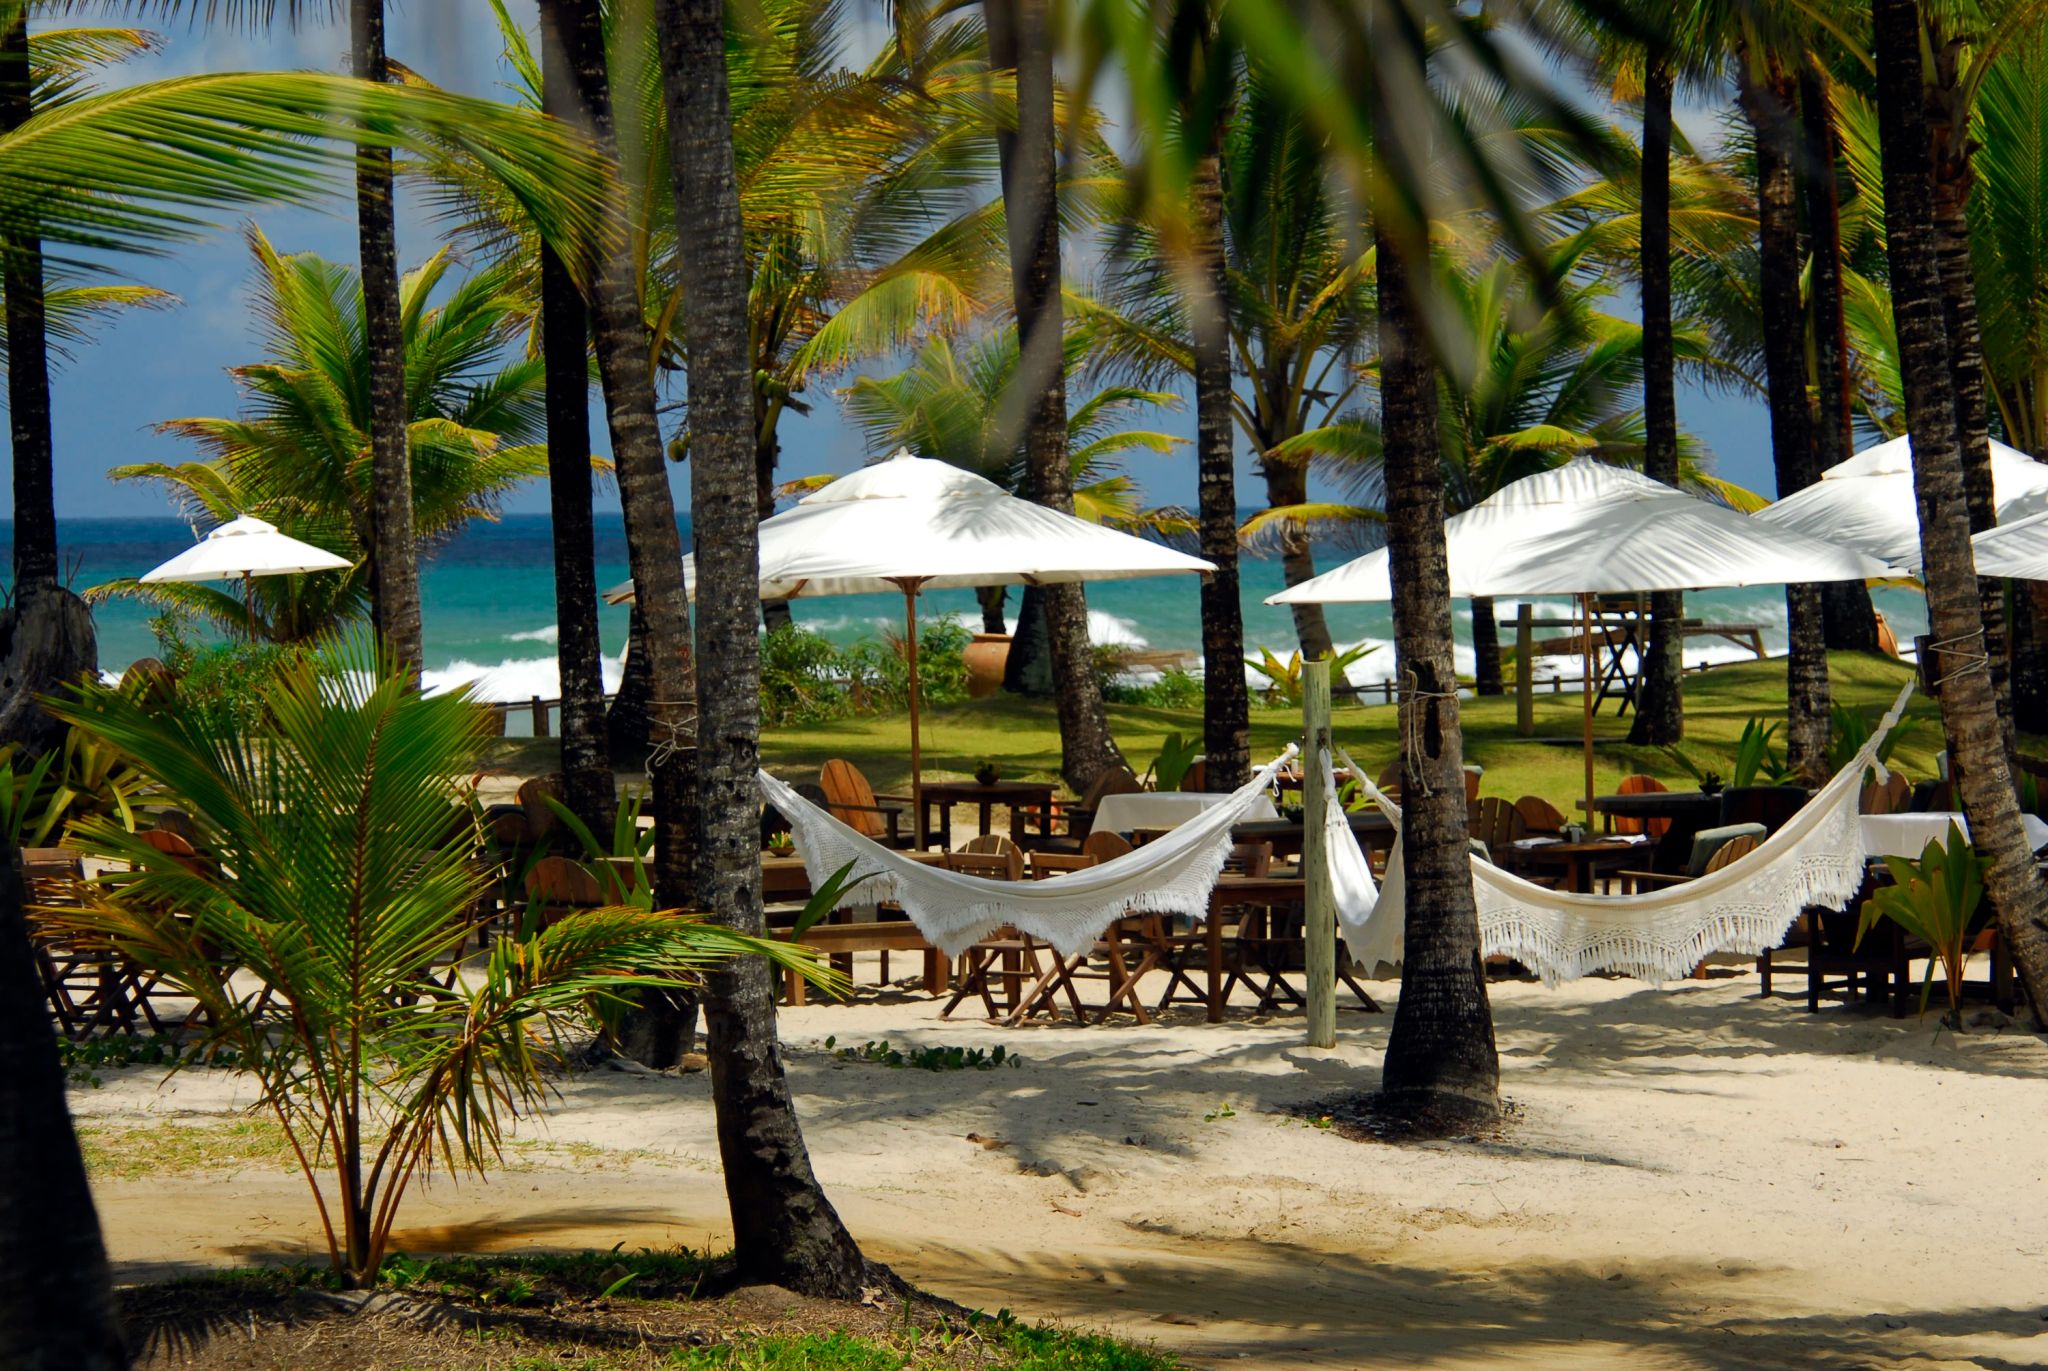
[1857,823,1992,1024]
[39,634,833,1287]
[825,1036,1019,1071]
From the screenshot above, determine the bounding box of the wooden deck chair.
[1467,797,1528,867]
[818,759,913,848]
[1860,772,1912,815]
[522,855,605,931]
[1018,766,1143,850]
[1610,775,1671,838]
[1514,795,1568,836]
[961,833,1025,879]
[517,775,567,845]
[941,842,1062,1020]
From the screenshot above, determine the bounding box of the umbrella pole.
[1582,593,1595,830]
[245,571,256,643]
[902,582,924,848]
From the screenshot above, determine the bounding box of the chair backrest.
[818,759,887,839]
[137,827,209,875]
[1702,833,1759,875]
[1683,822,1766,877]
[1612,774,1670,837]
[1514,795,1568,835]
[523,855,604,907]
[150,808,201,845]
[1081,765,1143,810]
[944,850,1018,880]
[1376,760,1402,792]
[1719,785,1807,834]
[1464,769,1483,805]
[1467,797,1527,852]
[1178,758,1208,793]
[1859,772,1911,815]
[1028,850,1097,879]
[961,833,1024,880]
[517,774,565,842]
[1223,841,1272,878]
[1082,830,1133,863]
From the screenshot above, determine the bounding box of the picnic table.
[1517,837,1647,893]
[915,779,1056,850]
[1092,789,1279,836]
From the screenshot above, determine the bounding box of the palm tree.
[1735,42,1831,779]
[94,229,556,639]
[538,0,701,1070]
[536,4,613,835]
[983,0,1127,791]
[656,0,873,1296]
[1870,0,2048,1022]
[1250,245,1745,694]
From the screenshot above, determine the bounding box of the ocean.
[7,514,1933,704]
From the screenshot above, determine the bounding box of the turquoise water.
[8,515,1933,697]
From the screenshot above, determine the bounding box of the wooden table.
[917,780,1056,850]
[1519,840,1644,893]
[1202,875,1307,1022]
[758,849,945,902]
[1231,811,1395,861]
[1583,790,1724,872]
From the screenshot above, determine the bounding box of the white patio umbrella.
[140,514,351,639]
[1754,434,2048,571]
[1971,508,2048,580]
[1267,459,1893,819]
[607,451,1215,837]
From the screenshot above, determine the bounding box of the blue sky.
[24,4,1775,523]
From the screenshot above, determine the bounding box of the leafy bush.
[1245,643,1377,707]
[760,620,973,724]
[1856,823,1990,1023]
[1104,667,1204,708]
[759,624,852,726]
[152,613,293,736]
[843,618,972,711]
[1828,702,1915,783]
[823,1035,1019,1071]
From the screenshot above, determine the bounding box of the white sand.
[79,971,2048,1369]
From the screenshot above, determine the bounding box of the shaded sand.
[81,973,2048,1369]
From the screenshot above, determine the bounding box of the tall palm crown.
[91,228,554,641]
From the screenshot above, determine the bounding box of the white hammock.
[1334,681,1915,983]
[757,747,1299,958]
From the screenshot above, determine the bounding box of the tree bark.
[1928,35,2014,756]
[1740,59,1830,780]
[658,0,872,1296]
[1190,123,1250,790]
[1799,61,1882,656]
[0,15,95,757]
[1872,0,2048,1022]
[975,585,1008,635]
[1259,454,1338,665]
[1374,227,1499,1127]
[609,599,654,762]
[1469,594,1502,697]
[987,0,1128,792]
[1629,60,1684,745]
[352,0,424,681]
[538,8,615,835]
[545,0,700,1062]
[0,851,125,1370]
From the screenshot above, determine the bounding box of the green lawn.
[762,652,1959,807]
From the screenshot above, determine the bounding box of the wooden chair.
[1082,830,1133,863]
[1028,850,1097,879]
[941,842,1059,1020]
[1467,797,1528,867]
[1610,775,1671,838]
[1178,759,1209,793]
[1719,785,1809,834]
[521,855,604,931]
[818,760,913,848]
[1618,826,1763,893]
[1860,772,1912,815]
[1514,796,1568,836]
[1155,843,1273,1011]
[960,832,1025,880]
[517,775,567,846]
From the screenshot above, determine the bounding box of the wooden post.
[1515,602,1534,737]
[1302,658,1336,1048]
[532,695,549,738]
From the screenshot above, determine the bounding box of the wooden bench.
[774,919,948,1004]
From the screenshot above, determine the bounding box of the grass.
[756,651,1956,802]
[78,1118,296,1181]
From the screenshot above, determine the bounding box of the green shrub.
[759,625,852,726]
[152,614,292,736]
[843,618,972,711]
[1105,667,1204,708]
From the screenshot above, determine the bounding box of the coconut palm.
[657,0,876,1297]
[92,229,557,640]
[1870,0,2048,1024]
[43,635,829,1289]
[1246,245,1748,694]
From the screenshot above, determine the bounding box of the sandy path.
[82,975,2048,1369]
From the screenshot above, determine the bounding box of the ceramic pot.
[964,633,1012,699]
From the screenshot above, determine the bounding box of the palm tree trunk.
[1872,0,2048,1022]
[1799,61,1882,657]
[758,427,795,633]
[975,585,1008,634]
[1469,595,1503,696]
[658,0,870,1296]
[351,0,423,681]
[546,0,701,1064]
[0,851,125,1370]
[0,15,95,757]
[1740,59,1830,779]
[1629,60,1683,745]
[1374,225,1499,1128]
[1191,132,1250,790]
[988,0,1128,792]
[1929,45,2015,756]
[609,599,653,761]
[1260,455,1339,665]
[538,10,614,835]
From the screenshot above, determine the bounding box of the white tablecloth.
[1860,812,2048,860]
[1093,790,1281,834]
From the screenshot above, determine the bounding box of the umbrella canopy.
[1753,435,2048,571]
[605,450,1213,604]
[1268,458,1892,605]
[1970,508,2048,580]
[140,515,352,584]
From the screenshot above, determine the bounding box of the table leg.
[1206,911,1223,1023]
[978,799,994,837]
